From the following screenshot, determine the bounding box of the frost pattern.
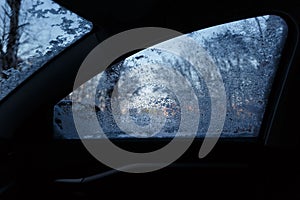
[53,15,287,139]
[0,0,93,100]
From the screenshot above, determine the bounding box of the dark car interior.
[0,0,299,199]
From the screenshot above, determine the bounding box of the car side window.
[54,15,287,139]
[0,0,93,100]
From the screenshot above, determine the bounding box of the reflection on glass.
[54,15,287,139]
[0,0,92,100]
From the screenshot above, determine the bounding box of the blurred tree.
[0,0,21,76]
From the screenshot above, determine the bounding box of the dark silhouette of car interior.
[0,0,299,199]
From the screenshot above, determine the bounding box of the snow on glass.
[0,0,92,100]
[53,15,287,139]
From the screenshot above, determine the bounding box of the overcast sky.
[0,0,92,60]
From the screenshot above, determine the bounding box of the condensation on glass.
[53,15,288,139]
[0,0,92,100]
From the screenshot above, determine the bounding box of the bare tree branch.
[255,17,266,59]
[1,5,11,17]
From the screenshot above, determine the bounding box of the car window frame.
[0,8,298,149]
